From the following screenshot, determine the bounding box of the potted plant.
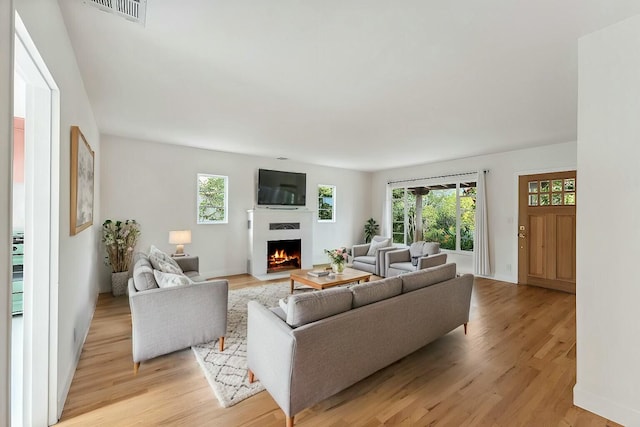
[102,219,141,296]
[364,218,379,243]
[324,247,349,274]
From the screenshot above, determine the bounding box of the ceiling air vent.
[85,0,147,26]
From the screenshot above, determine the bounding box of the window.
[391,181,476,251]
[197,173,228,224]
[527,177,576,207]
[318,184,336,222]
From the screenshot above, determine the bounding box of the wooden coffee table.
[289,267,372,293]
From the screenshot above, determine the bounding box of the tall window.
[318,184,336,222]
[391,181,476,251]
[197,173,228,224]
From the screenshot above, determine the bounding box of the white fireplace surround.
[247,209,313,279]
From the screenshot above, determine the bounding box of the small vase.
[111,271,129,297]
[332,263,345,274]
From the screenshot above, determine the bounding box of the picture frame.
[70,126,95,235]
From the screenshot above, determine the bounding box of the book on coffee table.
[307,270,330,277]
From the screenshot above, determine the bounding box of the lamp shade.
[169,230,191,245]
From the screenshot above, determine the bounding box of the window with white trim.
[318,184,336,222]
[197,173,228,224]
[391,181,476,251]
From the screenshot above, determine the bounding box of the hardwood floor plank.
[57,276,619,426]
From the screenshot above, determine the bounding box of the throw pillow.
[153,270,193,288]
[409,242,425,258]
[366,237,391,256]
[158,259,183,275]
[149,245,182,272]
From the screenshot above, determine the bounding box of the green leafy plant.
[364,218,379,243]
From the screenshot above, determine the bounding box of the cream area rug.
[192,281,293,408]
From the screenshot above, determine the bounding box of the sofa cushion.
[366,236,391,256]
[350,277,402,308]
[401,263,457,293]
[352,255,376,265]
[149,245,181,271]
[132,256,158,291]
[389,261,415,272]
[282,287,353,328]
[153,270,193,288]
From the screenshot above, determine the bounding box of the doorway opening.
[11,12,61,427]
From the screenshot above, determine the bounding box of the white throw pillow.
[149,245,182,272]
[158,259,183,275]
[153,270,192,288]
[366,237,391,256]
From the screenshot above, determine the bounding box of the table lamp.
[168,230,191,257]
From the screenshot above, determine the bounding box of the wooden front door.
[518,171,576,293]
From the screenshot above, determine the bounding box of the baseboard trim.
[574,383,640,426]
[57,289,99,419]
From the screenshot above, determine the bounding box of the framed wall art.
[70,126,94,235]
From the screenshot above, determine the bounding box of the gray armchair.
[128,253,228,374]
[385,241,447,277]
[351,235,396,276]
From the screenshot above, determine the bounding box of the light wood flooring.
[57,275,619,426]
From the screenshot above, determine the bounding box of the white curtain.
[381,183,392,237]
[474,171,490,276]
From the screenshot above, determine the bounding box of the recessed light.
[276,157,288,160]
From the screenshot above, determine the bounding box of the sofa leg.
[464,323,468,335]
[286,415,294,427]
[248,369,255,383]
[219,337,225,352]
[134,362,140,375]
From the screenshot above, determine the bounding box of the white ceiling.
[58,0,640,172]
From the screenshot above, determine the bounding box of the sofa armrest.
[376,246,399,277]
[385,248,409,265]
[352,243,370,258]
[417,253,448,270]
[247,301,296,416]
[128,278,228,363]
[174,255,199,273]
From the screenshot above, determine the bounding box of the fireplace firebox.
[267,239,301,273]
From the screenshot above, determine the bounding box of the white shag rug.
[192,281,293,408]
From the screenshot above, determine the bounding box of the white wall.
[1,2,14,425]
[15,0,101,417]
[371,142,577,281]
[574,14,640,425]
[100,135,372,290]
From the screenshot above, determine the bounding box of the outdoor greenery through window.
[197,173,228,224]
[391,181,476,251]
[318,185,336,222]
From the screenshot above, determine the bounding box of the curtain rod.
[388,170,488,186]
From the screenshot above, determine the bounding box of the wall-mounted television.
[257,169,306,207]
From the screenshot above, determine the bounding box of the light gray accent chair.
[247,263,473,427]
[128,252,228,374]
[351,235,395,276]
[385,241,446,277]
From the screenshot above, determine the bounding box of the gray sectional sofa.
[128,251,228,373]
[247,263,473,427]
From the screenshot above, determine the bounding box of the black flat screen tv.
[257,169,306,206]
